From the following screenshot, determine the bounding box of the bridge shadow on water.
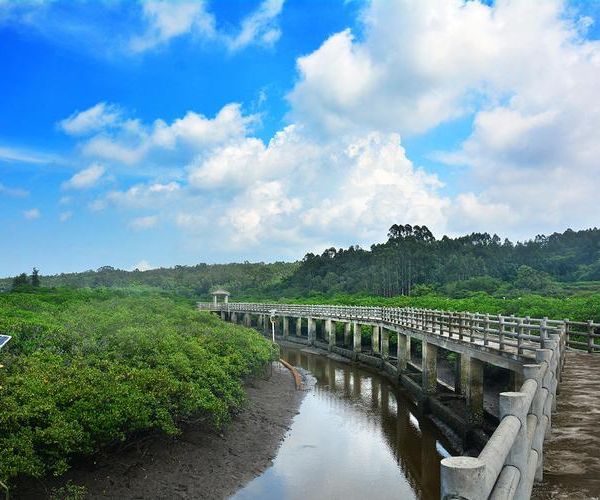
[232,346,454,500]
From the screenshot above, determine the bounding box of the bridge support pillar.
[308,318,316,344]
[461,355,484,426]
[343,322,351,347]
[422,342,438,394]
[263,315,270,336]
[397,332,409,372]
[231,312,237,324]
[296,317,302,337]
[243,313,251,327]
[220,310,226,321]
[353,322,362,352]
[282,316,289,338]
[326,319,334,351]
[381,328,389,360]
[372,326,380,354]
[510,369,524,391]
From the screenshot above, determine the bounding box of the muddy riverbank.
[15,362,304,500]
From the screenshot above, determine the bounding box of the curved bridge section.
[198,301,598,500]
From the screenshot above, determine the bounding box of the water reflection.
[232,347,451,500]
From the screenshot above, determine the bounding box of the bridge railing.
[198,302,597,355]
[441,326,565,500]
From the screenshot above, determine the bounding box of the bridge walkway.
[534,350,600,499]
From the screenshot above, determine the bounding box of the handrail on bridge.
[197,301,599,354]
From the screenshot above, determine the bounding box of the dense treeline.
[0,262,297,298]
[269,226,600,299]
[0,288,276,486]
[2,227,599,303]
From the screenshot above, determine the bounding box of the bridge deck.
[534,350,600,499]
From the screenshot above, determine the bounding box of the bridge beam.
[461,354,484,426]
[381,327,390,360]
[422,341,438,394]
[353,322,362,352]
[372,325,380,354]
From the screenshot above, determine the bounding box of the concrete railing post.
[440,457,486,500]
[353,322,362,352]
[499,392,530,500]
[422,341,438,394]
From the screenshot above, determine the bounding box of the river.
[232,346,454,500]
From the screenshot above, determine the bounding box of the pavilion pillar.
[372,325,380,354]
[381,327,389,360]
[326,319,334,351]
[461,354,484,426]
[422,342,438,394]
[353,322,362,352]
[213,295,218,307]
[282,316,289,338]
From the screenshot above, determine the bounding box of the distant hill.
[0,261,298,298]
[3,226,600,300]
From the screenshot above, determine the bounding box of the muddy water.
[232,347,453,500]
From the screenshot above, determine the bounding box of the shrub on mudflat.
[0,290,275,483]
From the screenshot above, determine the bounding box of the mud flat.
[16,362,304,499]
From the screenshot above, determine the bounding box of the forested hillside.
[0,261,297,297]
[3,226,600,301]
[267,226,600,299]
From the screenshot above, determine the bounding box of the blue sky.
[1,0,600,277]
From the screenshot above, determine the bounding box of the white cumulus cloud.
[63,164,106,190]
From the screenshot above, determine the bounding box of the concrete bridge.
[197,301,599,500]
